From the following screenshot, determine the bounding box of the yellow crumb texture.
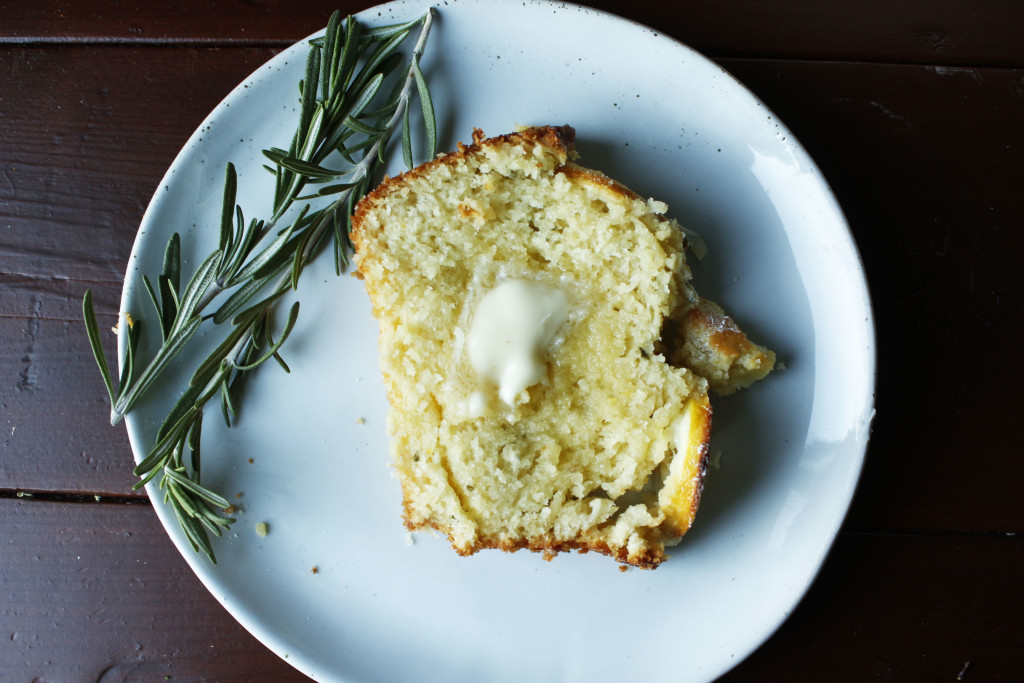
[352,125,772,569]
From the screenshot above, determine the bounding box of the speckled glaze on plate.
[120,1,875,681]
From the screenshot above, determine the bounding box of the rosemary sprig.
[83,9,437,563]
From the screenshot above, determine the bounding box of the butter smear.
[466,279,568,411]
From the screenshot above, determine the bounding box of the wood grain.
[1,0,1022,66]
[721,531,1024,682]
[0,498,311,681]
[0,315,138,495]
[1,46,279,496]
[0,46,278,293]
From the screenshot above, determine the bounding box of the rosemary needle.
[83,9,437,563]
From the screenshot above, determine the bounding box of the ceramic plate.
[120,1,875,681]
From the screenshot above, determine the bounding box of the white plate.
[120,1,875,681]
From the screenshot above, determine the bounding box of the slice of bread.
[352,125,771,568]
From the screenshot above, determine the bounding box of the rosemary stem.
[91,9,440,562]
[381,8,435,149]
[193,282,227,322]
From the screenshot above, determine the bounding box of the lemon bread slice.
[352,125,761,568]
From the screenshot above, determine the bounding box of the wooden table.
[2,1,1021,680]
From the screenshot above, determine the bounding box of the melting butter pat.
[467,279,568,409]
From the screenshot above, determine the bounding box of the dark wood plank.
[720,60,1024,535]
[0,315,138,495]
[721,531,1024,682]
[0,0,337,46]
[612,0,1024,66]
[3,498,1020,681]
[2,0,1023,66]
[0,498,312,681]
[0,46,279,293]
[0,46,281,495]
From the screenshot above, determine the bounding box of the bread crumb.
[355,417,365,425]
[404,532,416,546]
[255,522,269,537]
[235,492,244,499]
[310,566,319,575]
[248,458,254,464]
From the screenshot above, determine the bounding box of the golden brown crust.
[666,298,776,395]
[398,480,671,568]
[558,164,641,202]
[659,394,713,538]
[352,125,576,253]
[691,404,713,521]
[402,516,669,570]
[688,304,756,357]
